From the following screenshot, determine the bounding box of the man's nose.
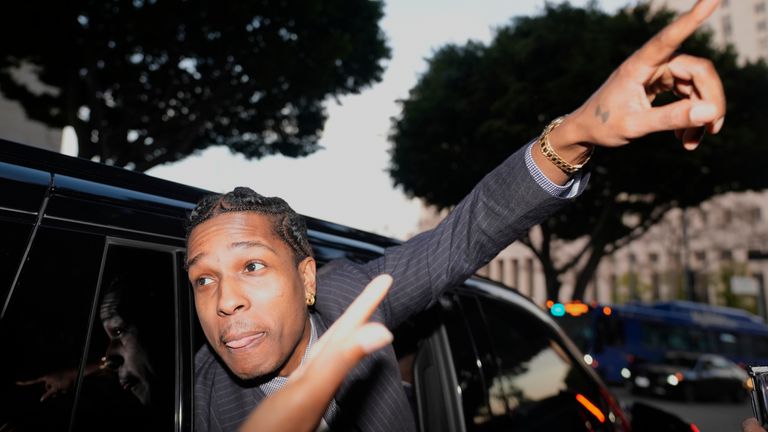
[217,276,250,316]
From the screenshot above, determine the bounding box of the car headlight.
[667,372,684,386]
[746,377,754,391]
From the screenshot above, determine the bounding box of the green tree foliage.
[0,0,389,171]
[390,4,768,301]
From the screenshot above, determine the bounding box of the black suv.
[0,139,692,432]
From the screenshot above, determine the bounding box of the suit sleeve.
[363,141,589,329]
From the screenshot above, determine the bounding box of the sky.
[146,0,638,240]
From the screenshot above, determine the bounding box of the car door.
[455,291,626,431]
[0,174,189,431]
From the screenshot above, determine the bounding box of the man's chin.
[225,358,277,381]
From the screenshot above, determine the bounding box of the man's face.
[186,212,316,380]
[100,292,154,405]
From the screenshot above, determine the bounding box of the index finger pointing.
[630,0,720,66]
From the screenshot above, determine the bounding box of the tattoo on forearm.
[595,105,610,123]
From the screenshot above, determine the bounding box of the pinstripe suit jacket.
[194,143,587,431]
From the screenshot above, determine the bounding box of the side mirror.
[629,402,696,432]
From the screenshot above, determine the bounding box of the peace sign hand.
[240,275,393,432]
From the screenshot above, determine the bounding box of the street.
[611,385,753,432]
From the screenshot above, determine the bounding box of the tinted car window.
[0,227,104,431]
[72,245,176,431]
[440,295,491,431]
[471,295,618,431]
[0,218,34,308]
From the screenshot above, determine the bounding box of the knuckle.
[617,61,635,78]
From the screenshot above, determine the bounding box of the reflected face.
[100,292,154,405]
[186,212,316,380]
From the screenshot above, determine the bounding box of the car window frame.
[69,237,185,432]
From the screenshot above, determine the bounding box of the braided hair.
[186,187,313,264]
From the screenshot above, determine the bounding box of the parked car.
[630,351,750,402]
[0,139,695,431]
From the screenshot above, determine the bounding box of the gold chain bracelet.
[538,116,594,174]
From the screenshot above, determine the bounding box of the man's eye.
[245,262,264,272]
[196,277,214,286]
[113,327,124,337]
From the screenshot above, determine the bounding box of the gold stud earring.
[306,292,316,307]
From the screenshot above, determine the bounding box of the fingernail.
[713,117,725,134]
[369,274,393,296]
[689,104,717,124]
[359,326,393,354]
[682,128,705,151]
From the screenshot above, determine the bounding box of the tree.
[0,0,389,171]
[389,3,768,301]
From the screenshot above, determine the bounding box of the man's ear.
[298,256,317,298]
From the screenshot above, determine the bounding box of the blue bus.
[551,300,768,384]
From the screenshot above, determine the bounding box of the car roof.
[0,138,400,247]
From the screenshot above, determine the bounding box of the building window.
[758,2,767,14]
[495,259,505,283]
[760,37,768,53]
[526,258,535,296]
[753,207,763,223]
[511,259,519,290]
[652,272,662,300]
[694,250,707,264]
[722,15,733,37]
[759,20,768,32]
[649,252,659,264]
[723,208,733,225]
[721,249,733,261]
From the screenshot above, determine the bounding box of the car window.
[717,331,743,356]
[0,227,104,431]
[699,358,716,370]
[0,218,34,309]
[72,244,176,431]
[468,294,618,431]
[440,294,492,431]
[710,356,731,369]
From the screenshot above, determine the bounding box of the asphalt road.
[611,385,753,432]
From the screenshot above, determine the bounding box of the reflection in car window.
[73,245,176,431]
[0,228,104,431]
[709,356,731,369]
[440,295,492,430]
[470,295,617,431]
